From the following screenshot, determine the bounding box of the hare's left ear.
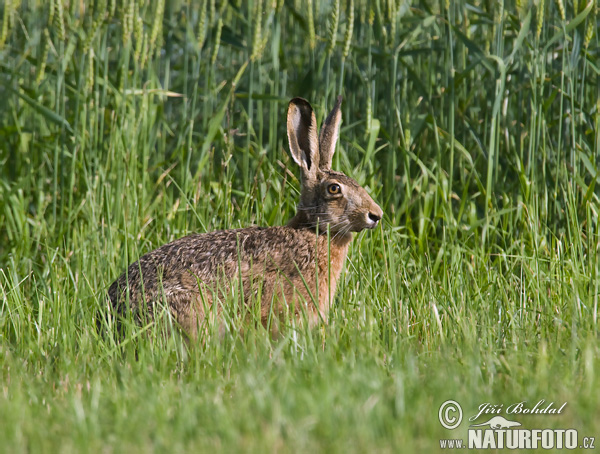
[287,97,319,181]
[318,95,342,170]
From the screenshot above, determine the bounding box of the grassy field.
[0,0,599,452]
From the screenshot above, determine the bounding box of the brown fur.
[108,96,383,338]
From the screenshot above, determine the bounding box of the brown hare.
[108,96,383,338]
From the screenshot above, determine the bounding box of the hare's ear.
[287,98,319,180]
[318,95,342,170]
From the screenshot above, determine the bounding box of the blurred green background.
[0,0,598,452]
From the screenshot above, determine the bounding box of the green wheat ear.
[583,9,595,48]
[0,0,15,48]
[536,0,545,41]
[82,2,104,54]
[85,47,94,94]
[133,14,143,64]
[211,18,222,66]
[555,0,566,22]
[326,0,339,55]
[54,0,65,42]
[35,28,50,84]
[149,0,165,56]
[48,0,55,28]
[250,0,263,61]
[122,0,134,46]
[208,0,215,26]
[342,0,354,61]
[197,0,207,51]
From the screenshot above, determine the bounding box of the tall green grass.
[0,0,599,452]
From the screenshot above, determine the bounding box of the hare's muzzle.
[365,205,383,229]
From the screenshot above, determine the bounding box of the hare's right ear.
[287,98,319,181]
[318,95,342,170]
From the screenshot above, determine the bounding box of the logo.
[439,400,463,430]
[470,416,521,429]
[437,399,596,450]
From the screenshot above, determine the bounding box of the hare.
[108,96,383,338]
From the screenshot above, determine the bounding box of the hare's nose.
[366,205,383,229]
[368,212,381,224]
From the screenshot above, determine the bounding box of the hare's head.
[287,96,383,236]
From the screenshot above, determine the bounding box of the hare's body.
[108,97,382,338]
[108,225,351,336]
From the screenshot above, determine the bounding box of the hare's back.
[156,225,319,275]
[109,225,318,306]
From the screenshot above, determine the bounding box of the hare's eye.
[327,183,341,195]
